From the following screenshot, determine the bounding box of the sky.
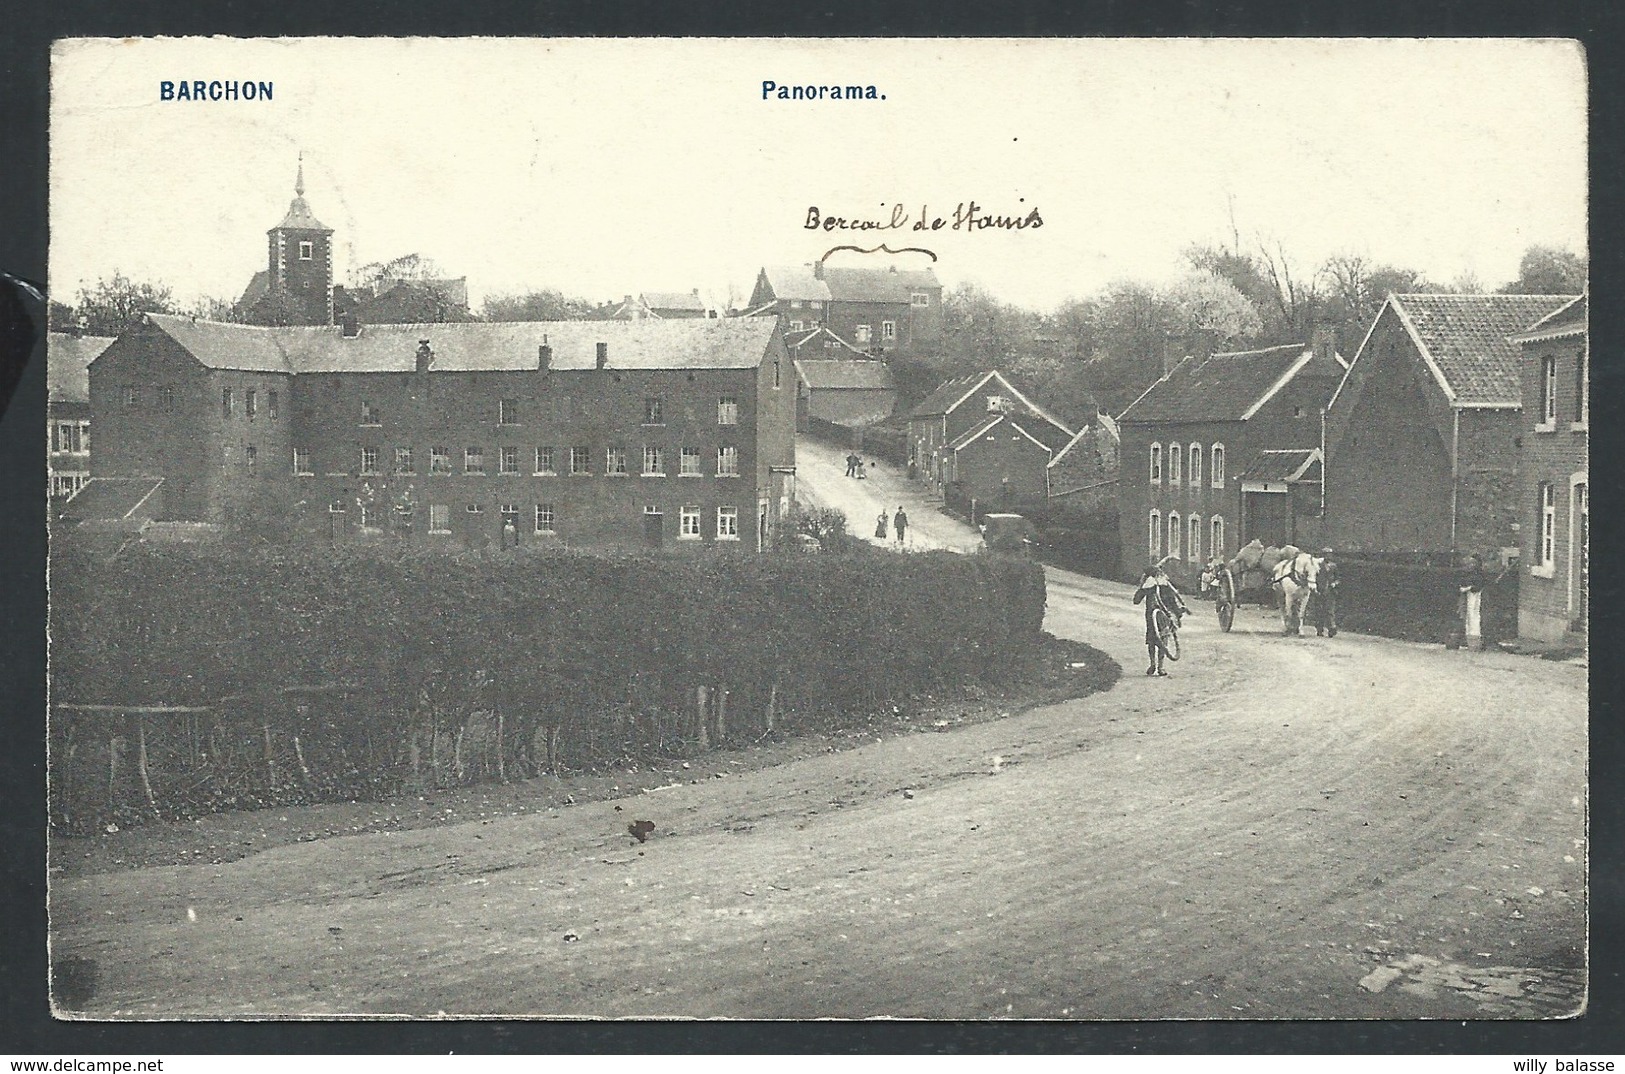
[50,37,1587,314]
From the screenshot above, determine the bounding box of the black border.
[3,0,1621,1055]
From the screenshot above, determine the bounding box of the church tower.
[264,156,335,325]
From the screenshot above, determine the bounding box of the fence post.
[135,716,158,816]
[765,680,777,734]
[695,686,710,750]
[716,688,727,742]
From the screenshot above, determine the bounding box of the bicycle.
[1151,586,1183,661]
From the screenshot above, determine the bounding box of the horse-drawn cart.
[1202,539,1298,632]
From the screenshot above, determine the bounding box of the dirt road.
[50,569,1587,1019]
[795,437,983,553]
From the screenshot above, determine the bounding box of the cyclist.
[1133,561,1190,677]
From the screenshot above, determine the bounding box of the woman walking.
[1133,562,1189,676]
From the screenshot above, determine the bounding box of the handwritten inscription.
[805,202,1043,233]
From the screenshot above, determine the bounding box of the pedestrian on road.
[1455,553,1506,651]
[845,453,858,478]
[894,506,908,544]
[1312,547,1340,637]
[1133,563,1189,677]
[875,511,889,540]
[856,458,867,480]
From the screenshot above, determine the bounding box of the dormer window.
[911,293,930,307]
[298,241,314,261]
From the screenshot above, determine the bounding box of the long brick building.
[77,314,797,551]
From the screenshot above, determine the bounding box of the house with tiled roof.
[81,314,796,551]
[1115,331,1347,583]
[47,331,116,500]
[1510,293,1587,644]
[747,261,943,355]
[793,358,896,427]
[903,370,1073,515]
[1323,292,1575,557]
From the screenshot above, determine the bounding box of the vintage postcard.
[45,37,1587,1020]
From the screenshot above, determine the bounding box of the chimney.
[812,260,825,280]
[596,341,608,370]
[1312,323,1337,366]
[416,339,434,373]
[538,336,552,371]
[340,313,361,338]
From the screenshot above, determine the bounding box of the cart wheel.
[1153,607,1181,661]
[1217,600,1234,633]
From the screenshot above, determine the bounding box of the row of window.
[784,294,930,310]
[293,444,742,478]
[1148,510,1226,564]
[1149,442,1225,489]
[1537,352,1588,429]
[334,501,743,540]
[123,390,747,429]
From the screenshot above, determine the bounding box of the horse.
[1269,550,1320,636]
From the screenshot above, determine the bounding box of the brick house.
[1323,293,1574,558]
[793,358,897,427]
[1510,293,1587,644]
[747,262,943,355]
[83,314,796,551]
[47,331,114,501]
[905,370,1072,509]
[1116,334,1346,584]
[236,160,335,327]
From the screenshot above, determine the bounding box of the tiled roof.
[141,316,295,372]
[794,359,895,391]
[912,370,1072,444]
[275,195,331,232]
[1118,343,1332,424]
[786,325,867,357]
[139,314,778,374]
[911,372,990,418]
[761,265,831,303]
[947,414,1053,455]
[761,264,941,305]
[821,266,940,304]
[1390,293,1575,406]
[58,477,163,522]
[47,333,116,403]
[1510,292,1586,342]
[642,290,707,312]
[1236,449,1322,483]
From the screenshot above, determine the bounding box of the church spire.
[273,153,331,233]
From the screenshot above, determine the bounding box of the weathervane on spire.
[296,151,305,197]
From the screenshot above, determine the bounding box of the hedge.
[1335,557,1518,644]
[48,544,1045,830]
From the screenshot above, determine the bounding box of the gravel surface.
[49,568,1586,1019]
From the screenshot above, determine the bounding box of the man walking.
[845,452,858,478]
[893,506,908,545]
